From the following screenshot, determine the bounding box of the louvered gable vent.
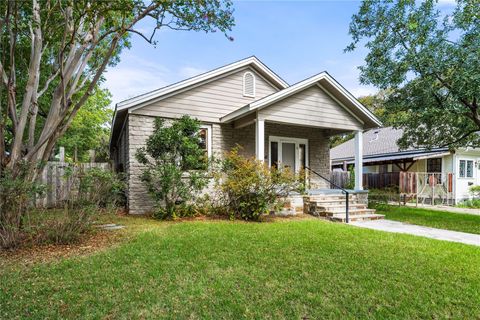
[243,72,255,97]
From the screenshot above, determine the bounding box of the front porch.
[218,72,382,221]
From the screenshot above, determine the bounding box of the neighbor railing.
[304,166,350,223]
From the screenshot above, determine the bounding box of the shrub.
[75,167,125,209]
[25,207,94,245]
[136,116,209,219]
[368,187,400,208]
[469,185,480,198]
[212,148,299,221]
[0,164,45,249]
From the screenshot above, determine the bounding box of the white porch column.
[255,116,265,161]
[354,130,363,190]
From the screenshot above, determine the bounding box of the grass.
[376,205,480,235]
[1,215,480,319]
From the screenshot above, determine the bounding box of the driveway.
[351,219,480,247]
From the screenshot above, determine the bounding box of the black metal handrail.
[304,166,350,223]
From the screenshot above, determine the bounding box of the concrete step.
[330,213,385,222]
[306,198,361,205]
[316,205,369,213]
[310,202,367,211]
[306,195,359,201]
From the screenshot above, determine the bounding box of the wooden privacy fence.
[363,172,400,190]
[330,171,401,190]
[36,161,111,208]
[330,171,351,188]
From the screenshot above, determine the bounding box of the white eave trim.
[116,56,288,111]
[221,72,382,126]
[413,151,452,161]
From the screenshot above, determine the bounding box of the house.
[110,56,381,214]
[330,126,480,203]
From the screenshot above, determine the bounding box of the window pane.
[198,128,207,152]
[427,158,441,173]
[459,160,465,178]
[467,160,474,178]
[271,141,278,169]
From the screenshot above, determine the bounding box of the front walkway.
[351,219,480,247]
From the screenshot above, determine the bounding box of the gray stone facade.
[125,114,332,214]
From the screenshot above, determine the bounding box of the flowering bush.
[213,148,300,221]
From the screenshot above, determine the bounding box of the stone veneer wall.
[127,114,156,214]
[126,114,331,214]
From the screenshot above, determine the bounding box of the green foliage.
[24,208,94,246]
[345,166,355,190]
[58,87,113,162]
[329,133,354,148]
[0,165,45,249]
[367,188,401,209]
[457,199,480,209]
[135,116,209,219]
[347,0,480,148]
[456,185,480,208]
[212,148,299,221]
[469,185,480,198]
[75,167,125,209]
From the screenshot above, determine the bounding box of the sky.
[103,0,456,106]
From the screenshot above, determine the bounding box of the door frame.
[268,136,309,172]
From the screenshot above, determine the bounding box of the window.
[427,158,442,173]
[459,159,474,178]
[243,72,255,97]
[190,125,211,170]
[197,125,212,158]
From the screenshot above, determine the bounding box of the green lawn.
[1,216,480,319]
[376,205,480,235]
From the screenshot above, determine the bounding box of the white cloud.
[103,54,170,105]
[179,66,207,79]
[349,86,378,98]
[103,53,211,107]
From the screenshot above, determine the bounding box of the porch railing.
[304,166,350,223]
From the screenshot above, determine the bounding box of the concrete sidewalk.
[351,219,480,247]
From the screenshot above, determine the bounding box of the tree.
[135,116,209,219]
[0,0,235,179]
[346,0,480,149]
[57,86,112,162]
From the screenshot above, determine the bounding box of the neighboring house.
[110,56,381,214]
[331,127,480,203]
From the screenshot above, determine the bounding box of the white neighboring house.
[330,127,480,204]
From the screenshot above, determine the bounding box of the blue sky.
[103,0,455,105]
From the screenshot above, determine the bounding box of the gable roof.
[330,127,450,165]
[110,56,288,153]
[220,71,382,129]
[116,56,288,111]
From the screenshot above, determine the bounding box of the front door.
[269,136,308,173]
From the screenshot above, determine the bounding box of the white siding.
[454,149,480,201]
[258,85,363,130]
[131,67,278,122]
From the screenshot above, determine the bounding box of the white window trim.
[200,124,212,158]
[243,71,256,98]
[268,136,309,173]
[459,159,474,179]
